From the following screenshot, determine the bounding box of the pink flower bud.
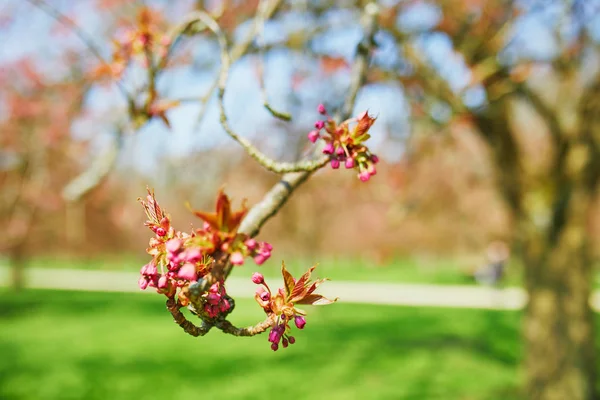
[245,238,257,250]
[184,248,202,263]
[252,272,265,284]
[323,142,335,155]
[345,158,355,169]
[358,170,370,182]
[330,158,340,169]
[263,242,273,251]
[155,227,166,237]
[230,252,245,265]
[178,263,197,281]
[166,238,182,254]
[282,338,289,348]
[317,103,327,114]
[219,298,231,312]
[271,342,279,351]
[307,130,320,143]
[371,154,379,164]
[268,327,282,343]
[209,283,220,293]
[288,336,296,344]
[206,292,220,305]
[314,120,325,129]
[140,264,149,275]
[138,276,149,290]
[259,290,271,302]
[146,261,158,276]
[254,254,267,265]
[294,315,306,329]
[157,275,168,289]
[368,164,377,176]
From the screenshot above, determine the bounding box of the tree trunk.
[522,193,597,400]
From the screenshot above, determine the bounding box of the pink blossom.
[157,275,168,289]
[368,164,377,176]
[245,238,257,250]
[294,315,306,329]
[331,159,340,169]
[230,252,245,265]
[314,120,325,129]
[254,254,267,265]
[138,276,149,290]
[345,158,355,169]
[323,142,335,155]
[207,292,220,305]
[166,238,183,254]
[359,170,370,182]
[252,272,265,284]
[317,103,327,114]
[307,130,320,143]
[184,248,202,263]
[178,263,197,281]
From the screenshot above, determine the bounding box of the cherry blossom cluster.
[252,265,337,351]
[138,188,271,311]
[308,104,379,182]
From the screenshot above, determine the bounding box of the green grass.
[0,289,524,400]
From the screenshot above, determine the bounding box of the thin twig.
[190,10,329,173]
[255,0,292,121]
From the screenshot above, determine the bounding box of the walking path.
[2,266,600,311]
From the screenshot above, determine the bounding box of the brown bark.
[520,164,597,400]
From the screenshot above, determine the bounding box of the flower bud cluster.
[252,272,309,351]
[267,317,298,351]
[202,282,231,318]
[138,188,272,318]
[307,104,379,182]
[229,238,273,266]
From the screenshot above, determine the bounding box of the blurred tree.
[0,56,90,289]
[377,1,600,398]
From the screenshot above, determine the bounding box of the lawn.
[0,289,524,400]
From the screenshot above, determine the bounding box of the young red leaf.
[281,262,296,297]
[296,293,338,306]
[289,265,316,300]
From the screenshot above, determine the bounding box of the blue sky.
[1,0,598,175]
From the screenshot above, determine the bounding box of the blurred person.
[474,241,510,287]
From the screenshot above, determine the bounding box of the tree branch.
[166,298,213,337]
[234,2,381,241]
[62,129,123,202]
[214,316,275,337]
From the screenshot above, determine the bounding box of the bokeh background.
[1,0,600,399]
